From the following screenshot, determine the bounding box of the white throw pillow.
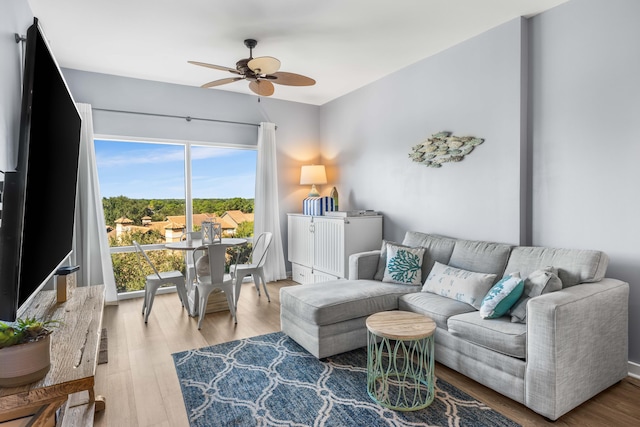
[510,267,562,323]
[422,261,497,309]
[382,243,425,285]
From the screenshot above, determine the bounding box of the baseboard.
[629,361,640,379]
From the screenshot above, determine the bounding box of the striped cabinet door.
[312,217,345,278]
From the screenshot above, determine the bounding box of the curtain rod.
[92,107,260,127]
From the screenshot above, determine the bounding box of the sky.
[94,139,257,199]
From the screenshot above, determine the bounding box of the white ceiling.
[27,0,567,106]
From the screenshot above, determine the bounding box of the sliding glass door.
[94,138,256,296]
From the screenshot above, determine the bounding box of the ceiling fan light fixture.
[189,39,314,97]
[248,56,281,75]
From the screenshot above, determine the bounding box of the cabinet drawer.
[291,263,313,285]
[312,270,342,283]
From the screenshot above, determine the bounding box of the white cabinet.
[287,213,383,284]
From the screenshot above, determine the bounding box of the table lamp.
[300,165,327,197]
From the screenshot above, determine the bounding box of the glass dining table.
[165,237,247,316]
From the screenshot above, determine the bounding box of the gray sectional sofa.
[280,231,629,420]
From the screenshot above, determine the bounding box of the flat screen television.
[0,17,82,321]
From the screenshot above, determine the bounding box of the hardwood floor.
[94,280,640,427]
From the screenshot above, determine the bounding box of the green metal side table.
[366,310,436,411]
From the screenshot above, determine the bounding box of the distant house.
[166,213,217,231]
[221,210,254,228]
[165,213,240,237]
[114,217,134,235]
[110,216,171,241]
[163,221,186,242]
[110,211,252,243]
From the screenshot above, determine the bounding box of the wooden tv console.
[0,284,105,426]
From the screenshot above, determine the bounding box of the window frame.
[93,134,257,299]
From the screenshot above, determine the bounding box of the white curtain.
[72,103,118,303]
[254,122,287,282]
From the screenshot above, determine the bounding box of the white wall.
[320,19,527,245]
[0,0,32,171]
[529,0,640,363]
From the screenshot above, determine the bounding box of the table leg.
[367,331,435,411]
[187,286,199,317]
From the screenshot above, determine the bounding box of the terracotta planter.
[0,334,51,387]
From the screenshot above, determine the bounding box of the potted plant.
[0,317,59,387]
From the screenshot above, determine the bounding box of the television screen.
[0,17,81,321]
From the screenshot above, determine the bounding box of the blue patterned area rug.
[172,332,520,427]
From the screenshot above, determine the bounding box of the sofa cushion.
[382,243,425,285]
[510,267,562,323]
[448,311,527,359]
[399,292,475,331]
[279,280,417,326]
[503,246,608,288]
[422,261,497,310]
[480,273,524,319]
[402,232,456,276]
[448,239,513,280]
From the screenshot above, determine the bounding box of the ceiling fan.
[188,39,316,97]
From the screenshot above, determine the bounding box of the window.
[94,138,257,296]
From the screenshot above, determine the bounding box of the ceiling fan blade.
[268,72,316,86]
[188,60,240,75]
[249,80,275,96]
[248,56,281,75]
[202,77,243,88]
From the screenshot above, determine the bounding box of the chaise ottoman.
[279,278,417,358]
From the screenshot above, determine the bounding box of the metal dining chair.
[192,243,237,329]
[181,230,203,288]
[230,232,273,308]
[133,241,189,324]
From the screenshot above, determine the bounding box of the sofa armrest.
[348,250,380,280]
[525,278,629,420]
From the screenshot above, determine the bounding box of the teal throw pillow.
[480,273,524,319]
[382,243,425,285]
